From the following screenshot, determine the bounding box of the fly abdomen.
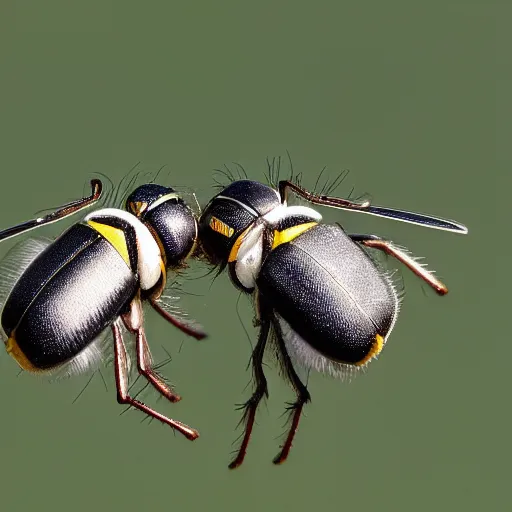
[3,224,138,370]
[258,224,398,365]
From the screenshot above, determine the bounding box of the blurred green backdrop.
[0,1,503,511]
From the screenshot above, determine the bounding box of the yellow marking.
[159,258,166,280]
[271,222,317,250]
[146,223,167,267]
[151,259,167,300]
[356,334,384,366]
[6,336,40,373]
[209,217,234,238]
[179,220,198,264]
[87,220,131,267]
[184,235,198,262]
[129,201,148,216]
[228,226,251,263]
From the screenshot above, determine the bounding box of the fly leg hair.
[150,298,207,341]
[349,233,448,295]
[228,295,271,469]
[135,326,181,403]
[112,321,198,440]
[271,317,311,465]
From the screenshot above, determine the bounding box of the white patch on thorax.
[262,204,322,225]
[233,204,322,289]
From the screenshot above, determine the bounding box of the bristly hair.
[264,155,283,189]
[212,162,249,191]
[93,162,154,210]
[211,152,294,192]
[88,161,200,212]
[210,153,364,206]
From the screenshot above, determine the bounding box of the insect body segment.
[3,221,140,371]
[87,208,164,291]
[0,180,205,441]
[199,177,467,469]
[259,223,398,365]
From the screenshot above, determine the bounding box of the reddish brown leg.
[136,327,181,403]
[271,318,311,465]
[228,310,271,469]
[350,234,448,295]
[123,296,181,403]
[278,179,370,209]
[274,403,307,465]
[150,298,207,340]
[112,322,198,441]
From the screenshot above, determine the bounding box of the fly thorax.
[85,208,163,291]
[263,205,322,250]
[230,204,322,291]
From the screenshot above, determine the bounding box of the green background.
[0,1,503,511]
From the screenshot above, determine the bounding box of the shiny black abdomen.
[257,224,397,364]
[1,223,138,369]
